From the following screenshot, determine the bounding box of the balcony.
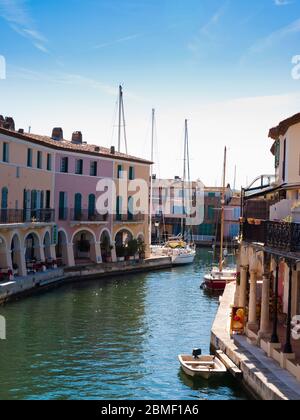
[0,209,55,225]
[69,209,109,223]
[243,220,300,253]
[114,214,145,223]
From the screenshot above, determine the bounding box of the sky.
[1,0,300,188]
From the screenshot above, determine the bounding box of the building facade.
[238,113,300,382]
[0,117,151,280]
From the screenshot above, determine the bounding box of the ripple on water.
[0,249,249,400]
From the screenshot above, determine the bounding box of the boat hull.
[178,355,227,379]
[203,270,237,291]
[172,253,196,266]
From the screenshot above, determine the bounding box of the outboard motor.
[192,348,202,359]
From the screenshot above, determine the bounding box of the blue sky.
[1,0,300,187]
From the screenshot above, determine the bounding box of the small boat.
[178,353,227,380]
[151,237,196,266]
[203,267,237,291]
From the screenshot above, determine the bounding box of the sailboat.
[150,117,196,266]
[203,147,237,290]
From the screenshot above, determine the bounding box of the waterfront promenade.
[211,282,300,400]
[0,257,172,305]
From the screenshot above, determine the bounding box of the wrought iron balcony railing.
[69,209,109,223]
[114,214,145,223]
[0,209,55,224]
[242,220,300,253]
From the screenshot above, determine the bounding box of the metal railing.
[69,209,109,223]
[0,209,55,224]
[114,214,145,223]
[243,220,300,253]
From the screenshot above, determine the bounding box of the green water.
[0,249,249,400]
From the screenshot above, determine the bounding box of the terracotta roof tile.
[0,127,152,165]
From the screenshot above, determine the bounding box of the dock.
[211,282,300,400]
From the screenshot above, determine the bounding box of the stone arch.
[24,231,42,262]
[114,228,134,246]
[72,229,98,265]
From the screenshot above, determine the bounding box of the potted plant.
[137,238,146,260]
[116,244,126,262]
[101,236,114,263]
[127,239,138,261]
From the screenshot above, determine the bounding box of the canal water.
[0,249,249,400]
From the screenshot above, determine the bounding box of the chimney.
[18,129,24,134]
[110,146,115,155]
[71,131,83,144]
[4,117,15,131]
[52,127,63,141]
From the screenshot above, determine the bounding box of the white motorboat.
[151,238,196,266]
[178,354,227,380]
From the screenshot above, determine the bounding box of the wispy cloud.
[93,33,142,50]
[248,18,300,54]
[0,0,49,53]
[274,0,293,6]
[187,1,230,52]
[11,66,140,99]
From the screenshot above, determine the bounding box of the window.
[90,161,98,177]
[37,151,43,169]
[1,187,8,209]
[59,192,67,220]
[128,196,133,220]
[117,165,123,179]
[116,196,122,221]
[129,166,135,180]
[60,157,69,173]
[46,190,51,209]
[74,193,82,220]
[47,154,52,171]
[88,194,96,218]
[75,159,83,175]
[27,148,33,167]
[2,142,9,163]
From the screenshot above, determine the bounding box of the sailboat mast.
[149,109,155,246]
[219,147,227,272]
[181,120,188,239]
[118,85,122,153]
